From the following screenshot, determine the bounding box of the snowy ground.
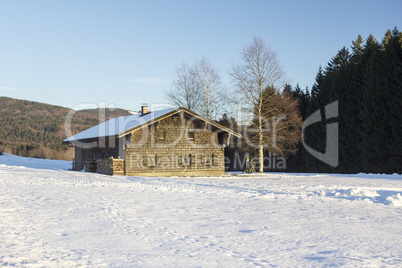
[0,153,401,267]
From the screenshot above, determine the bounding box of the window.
[182,154,191,166]
[146,155,156,167]
[158,131,165,140]
[205,154,214,165]
[188,130,195,140]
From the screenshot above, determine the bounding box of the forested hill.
[0,96,132,160]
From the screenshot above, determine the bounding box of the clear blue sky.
[1,0,401,112]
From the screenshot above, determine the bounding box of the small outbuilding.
[63,106,241,176]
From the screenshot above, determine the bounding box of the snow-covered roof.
[63,107,242,144]
[63,108,177,143]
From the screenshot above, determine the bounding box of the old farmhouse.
[63,106,241,176]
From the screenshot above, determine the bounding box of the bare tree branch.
[165,63,202,111]
[166,58,226,120]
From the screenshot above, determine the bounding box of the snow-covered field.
[0,153,401,267]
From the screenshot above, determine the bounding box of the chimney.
[141,105,149,115]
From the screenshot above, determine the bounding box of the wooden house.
[63,106,241,176]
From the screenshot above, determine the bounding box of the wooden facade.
[65,107,241,176]
[125,113,225,176]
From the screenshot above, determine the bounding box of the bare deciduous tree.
[229,37,288,172]
[166,58,225,120]
[194,57,225,120]
[165,63,201,112]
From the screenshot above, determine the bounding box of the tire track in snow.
[3,165,402,206]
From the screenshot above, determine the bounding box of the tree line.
[0,97,131,160]
[303,27,402,174]
[165,28,402,174]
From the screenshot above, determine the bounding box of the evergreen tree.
[304,67,328,172]
[381,28,402,173]
[292,84,310,120]
[346,34,365,172]
[304,28,402,174]
[359,34,385,173]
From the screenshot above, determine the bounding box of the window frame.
[205,154,215,166]
[182,154,192,166]
[146,154,157,167]
[188,130,195,140]
[158,131,166,140]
